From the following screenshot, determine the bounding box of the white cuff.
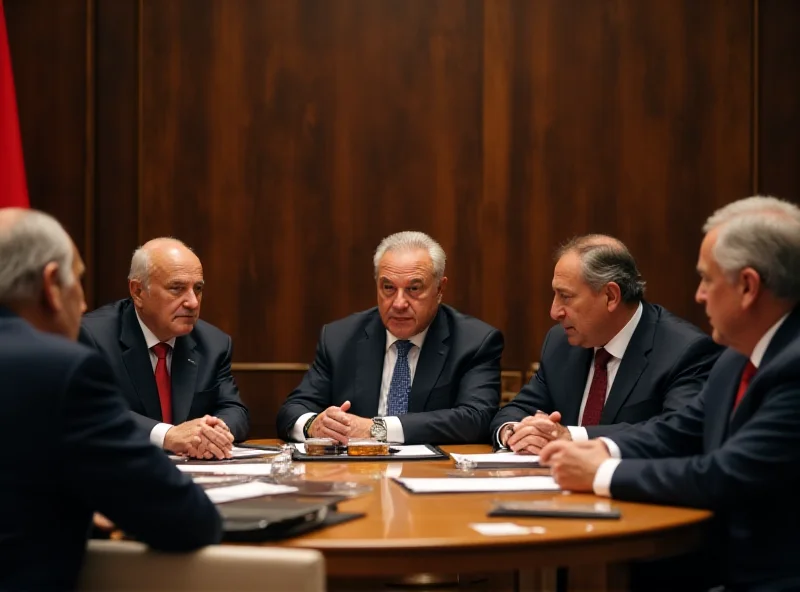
[599,437,622,459]
[383,416,405,444]
[567,426,588,441]
[593,458,621,497]
[150,422,173,449]
[495,422,517,448]
[291,413,317,442]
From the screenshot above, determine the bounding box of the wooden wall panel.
[138,0,485,366]
[8,0,769,437]
[4,0,90,277]
[758,0,800,201]
[93,0,140,306]
[488,0,753,365]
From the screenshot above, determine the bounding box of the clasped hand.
[309,401,373,443]
[503,410,571,454]
[165,415,234,460]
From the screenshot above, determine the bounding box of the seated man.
[0,209,221,591]
[80,237,249,459]
[277,231,503,445]
[541,196,800,590]
[491,235,721,453]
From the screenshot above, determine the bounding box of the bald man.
[80,238,249,459]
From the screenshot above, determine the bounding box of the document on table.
[292,443,437,456]
[450,452,541,468]
[168,446,274,462]
[393,476,559,494]
[204,482,298,504]
[176,463,274,476]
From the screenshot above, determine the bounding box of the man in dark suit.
[80,238,249,459]
[541,196,800,591]
[491,235,720,453]
[277,231,503,445]
[0,209,221,591]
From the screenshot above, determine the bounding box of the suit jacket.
[79,299,249,441]
[276,304,504,444]
[0,307,221,591]
[491,302,721,440]
[607,306,800,589]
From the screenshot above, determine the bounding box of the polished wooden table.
[249,442,711,591]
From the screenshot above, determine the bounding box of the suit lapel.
[408,308,449,413]
[120,305,163,420]
[171,334,199,424]
[600,303,654,423]
[354,314,386,417]
[728,306,800,435]
[559,348,593,424]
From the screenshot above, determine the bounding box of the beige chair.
[80,540,325,592]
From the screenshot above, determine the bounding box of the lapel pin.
[187,359,196,365]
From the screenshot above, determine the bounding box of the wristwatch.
[370,417,388,442]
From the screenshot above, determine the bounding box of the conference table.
[248,441,712,592]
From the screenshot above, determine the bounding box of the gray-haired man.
[277,231,504,445]
[491,234,721,453]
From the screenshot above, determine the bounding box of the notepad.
[176,463,274,476]
[204,481,298,504]
[393,476,559,494]
[450,452,541,468]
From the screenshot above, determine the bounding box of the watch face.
[370,421,387,441]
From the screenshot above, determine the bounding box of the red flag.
[0,0,29,208]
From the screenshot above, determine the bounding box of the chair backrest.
[79,540,325,592]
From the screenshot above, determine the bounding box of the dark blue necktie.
[387,340,412,416]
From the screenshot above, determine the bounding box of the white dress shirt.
[292,327,429,443]
[135,312,177,448]
[593,312,790,496]
[497,303,643,447]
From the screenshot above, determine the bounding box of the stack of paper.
[450,452,541,468]
[393,476,559,494]
[204,482,298,504]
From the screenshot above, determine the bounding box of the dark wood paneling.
[138,0,484,365]
[4,0,89,257]
[93,0,140,307]
[10,0,764,435]
[758,0,800,201]
[492,0,753,364]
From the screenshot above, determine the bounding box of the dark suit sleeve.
[61,352,222,550]
[209,336,249,441]
[77,325,161,435]
[489,330,556,443]
[610,382,800,509]
[276,326,333,440]
[585,335,721,438]
[399,329,504,444]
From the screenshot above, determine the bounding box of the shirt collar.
[597,301,643,360]
[385,326,429,353]
[750,313,790,368]
[135,310,177,351]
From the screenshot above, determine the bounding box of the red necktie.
[151,342,173,424]
[580,348,614,426]
[733,361,757,409]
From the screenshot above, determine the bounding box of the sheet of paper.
[230,446,276,458]
[451,452,541,464]
[176,463,274,476]
[394,476,559,494]
[293,443,437,456]
[204,481,297,504]
[470,522,547,536]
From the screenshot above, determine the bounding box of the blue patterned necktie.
[387,340,413,416]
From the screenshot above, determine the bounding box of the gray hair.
[128,237,191,289]
[0,209,75,305]
[373,231,446,281]
[703,195,800,300]
[556,235,645,304]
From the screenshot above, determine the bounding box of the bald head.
[128,237,204,342]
